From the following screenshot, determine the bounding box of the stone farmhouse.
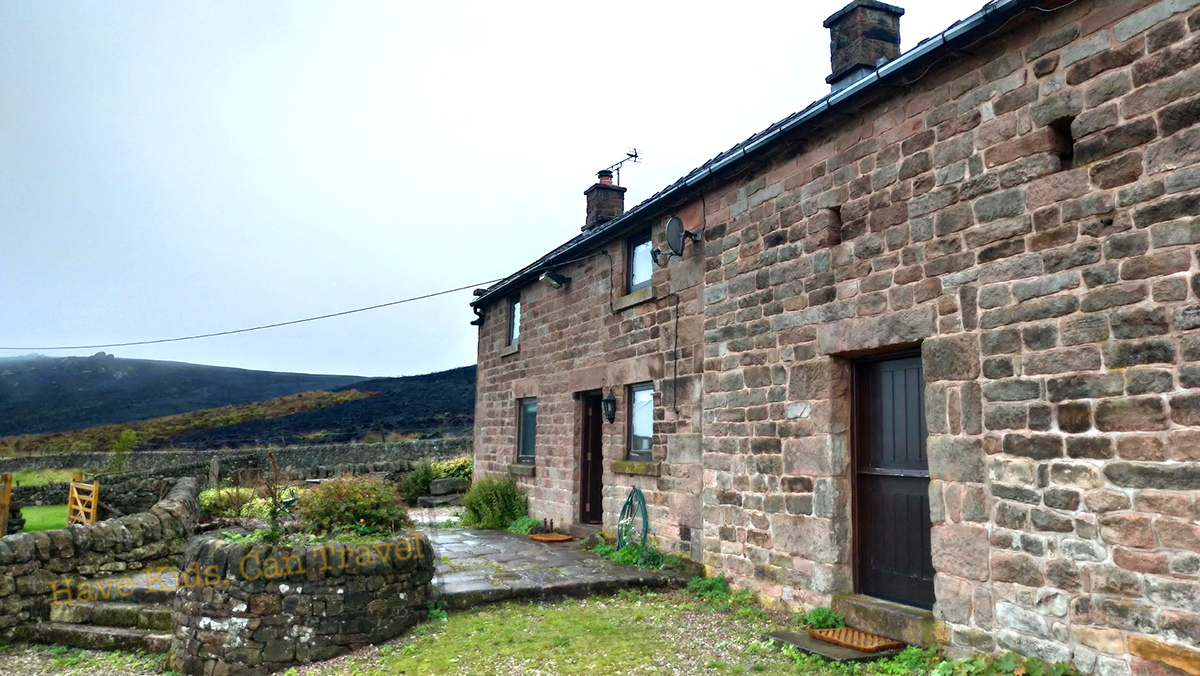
[470,0,1200,671]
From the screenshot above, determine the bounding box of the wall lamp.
[601,390,617,424]
[539,271,571,289]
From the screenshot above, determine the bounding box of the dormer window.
[508,297,521,346]
[628,230,652,293]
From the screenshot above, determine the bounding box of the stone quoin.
[470,0,1200,672]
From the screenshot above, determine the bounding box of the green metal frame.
[617,487,648,549]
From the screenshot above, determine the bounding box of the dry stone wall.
[0,439,472,476]
[168,532,434,676]
[0,477,201,638]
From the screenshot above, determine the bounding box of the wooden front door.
[580,392,604,524]
[854,354,935,609]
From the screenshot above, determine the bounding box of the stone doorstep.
[569,522,603,546]
[34,623,172,654]
[832,594,943,648]
[50,601,174,632]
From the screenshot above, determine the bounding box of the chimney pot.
[583,170,626,230]
[824,0,905,92]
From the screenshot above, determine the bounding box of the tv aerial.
[603,149,641,186]
[652,215,701,267]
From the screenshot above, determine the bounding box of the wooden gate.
[67,473,99,525]
[0,473,12,535]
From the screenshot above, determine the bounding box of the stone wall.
[262,439,471,471]
[0,439,471,476]
[6,439,472,511]
[473,0,1200,672]
[0,477,202,637]
[11,454,259,512]
[168,532,435,676]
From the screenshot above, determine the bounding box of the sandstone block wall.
[474,0,1200,671]
[474,198,708,558]
[0,477,201,637]
[168,532,434,676]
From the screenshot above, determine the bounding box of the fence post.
[207,457,220,489]
[0,473,12,535]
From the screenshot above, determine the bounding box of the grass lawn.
[11,468,84,486]
[22,505,68,532]
[292,589,941,676]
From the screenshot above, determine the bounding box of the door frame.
[849,348,930,603]
[579,390,605,525]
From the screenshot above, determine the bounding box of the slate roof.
[471,0,1033,308]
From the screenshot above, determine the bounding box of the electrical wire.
[2,249,617,351]
[0,278,507,351]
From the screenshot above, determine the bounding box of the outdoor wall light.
[601,390,617,424]
[539,271,571,289]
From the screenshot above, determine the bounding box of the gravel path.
[0,644,167,676]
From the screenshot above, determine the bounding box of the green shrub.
[594,540,684,570]
[402,460,437,503]
[432,456,473,480]
[933,652,1075,676]
[461,476,527,530]
[296,477,412,535]
[685,575,755,611]
[200,486,298,519]
[199,487,259,518]
[507,515,542,534]
[799,607,845,629]
[108,429,139,472]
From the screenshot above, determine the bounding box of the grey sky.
[2,1,964,377]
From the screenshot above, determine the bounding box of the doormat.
[529,533,573,543]
[808,627,905,653]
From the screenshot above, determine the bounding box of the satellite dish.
[665,216,701,256]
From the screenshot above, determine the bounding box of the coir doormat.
[808,627,905,653]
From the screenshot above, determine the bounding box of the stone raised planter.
[168,531,435,676]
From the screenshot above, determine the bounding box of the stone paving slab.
[424,528,685,610]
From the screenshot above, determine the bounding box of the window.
[508,297,521,346]
[628,231,652,293]
[628,383,653,461]
[517,398,537,464]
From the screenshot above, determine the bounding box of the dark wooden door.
[854,354,935,609]
[580,393,604,524]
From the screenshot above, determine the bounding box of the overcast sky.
[2,1,968,377]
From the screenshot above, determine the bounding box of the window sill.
[500,343,520,357]
[613,287,656,312]
[508,463,536,477]
[610,460,661,477]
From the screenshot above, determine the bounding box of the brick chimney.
[583,169,626,231]
[824,0,905,92]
